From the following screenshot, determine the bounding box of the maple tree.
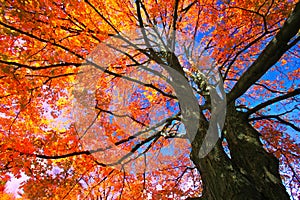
[0,0,299,199]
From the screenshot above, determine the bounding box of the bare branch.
[249,115,300,132]
[247,88,300,116]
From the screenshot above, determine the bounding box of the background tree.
[0,0,299,199]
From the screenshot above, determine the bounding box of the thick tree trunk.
[189,105,290,200]
[191,140,262,200]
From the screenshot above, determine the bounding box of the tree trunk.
[189,105,290,200]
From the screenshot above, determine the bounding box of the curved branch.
[0,60,82,70]
[16,115,179,164]
[252,82,286,94]
[249,115,300,132]
[247,88,300,116]
[0,21,84,60]
[227,2,300,103]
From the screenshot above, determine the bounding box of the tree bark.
[187,3,300,199]
[189,105,290,200]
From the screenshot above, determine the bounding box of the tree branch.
[0,60,82,70]
[249,115,300,132]
[84,0,120,34]
[247,88,300,116]
[227,2,300,103]
[0,21,84,59]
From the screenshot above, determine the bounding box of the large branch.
[227,2,300,103]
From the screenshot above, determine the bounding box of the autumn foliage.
[0,0,299,199]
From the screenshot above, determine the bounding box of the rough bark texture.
[224,105,289,199]
[191,141,263,200]
[189,106,290,200]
